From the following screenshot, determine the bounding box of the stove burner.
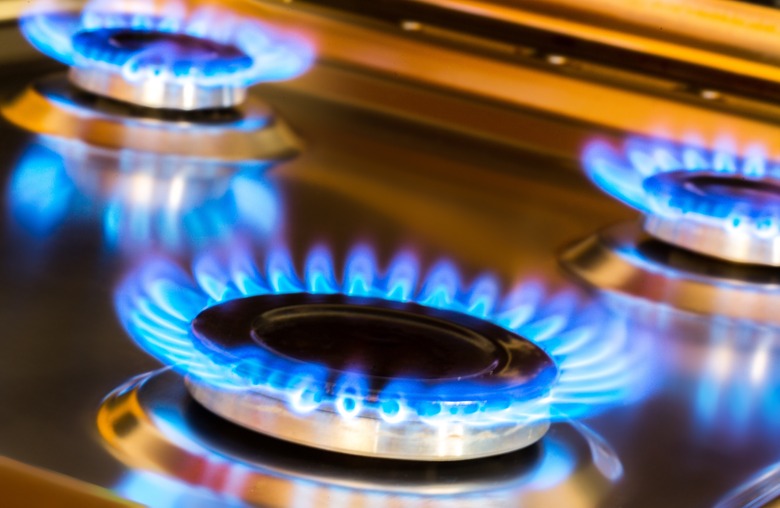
[186,293,557,460]
[116,244,649,460]
[582,139,780,266]
[194,294,555,390]
[20,2,312,110]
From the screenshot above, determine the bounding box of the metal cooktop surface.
[2,1,780,507]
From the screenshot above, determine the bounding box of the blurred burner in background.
[561,138,780,326]
[70,26,254,109]
[3,0,313,161]
[21,0,312,110]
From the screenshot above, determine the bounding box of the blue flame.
[583,138,780,233]
[7,142,278,252]
[21,0,313,88]
[7,144,81,235]
[116,244,649,426]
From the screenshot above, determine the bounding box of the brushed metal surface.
[0,12,779,508]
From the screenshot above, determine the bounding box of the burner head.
[68,26,253,110]
[116,245,646,462]
[643,171,780,265]
[20,5,313,110]
[187,293,557,460]
[583,140,780,266]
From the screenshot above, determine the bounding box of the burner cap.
[186,293,557,461]
[72,28,254,78]
[643,171,780,265]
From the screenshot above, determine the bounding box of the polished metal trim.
[69,67,247,111]
[353,0,780,86]
[641,171,780,266]
[560,220,780,325]
[98,369,615,506]
[186,379,550,461]
[1,73,300,162]
[644,213,780,267]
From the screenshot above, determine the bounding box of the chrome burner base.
[186,378,550,461]
[1,74,300,162]
[98,370,616,507]
[560,220,780,326]
[70,67,247,111]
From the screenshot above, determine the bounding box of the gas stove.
[3,0,780,507]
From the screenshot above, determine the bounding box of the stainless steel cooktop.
[3,1,780,507]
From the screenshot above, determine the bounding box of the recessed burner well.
[98,370,619,507]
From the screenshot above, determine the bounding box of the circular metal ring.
[187,293,557,460]
[98,369,617,507]
[560,220,780,325]
[69,66,246,111]
[2,74,300,163]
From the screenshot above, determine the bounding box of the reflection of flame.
[115,243,652,426]
[112,416,581,507]
[692,325,780,441]
[7,142,279,253]
[604,294,780,443]
[584,138,779,233]
[21,0,313,86]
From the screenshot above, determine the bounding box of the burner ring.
[560,220,780,325]
[642,170,780,265]
[98,370,618,506]
[186,293,557,460]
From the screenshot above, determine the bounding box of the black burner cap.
[191,293,558,405]
[72,27,253,77]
